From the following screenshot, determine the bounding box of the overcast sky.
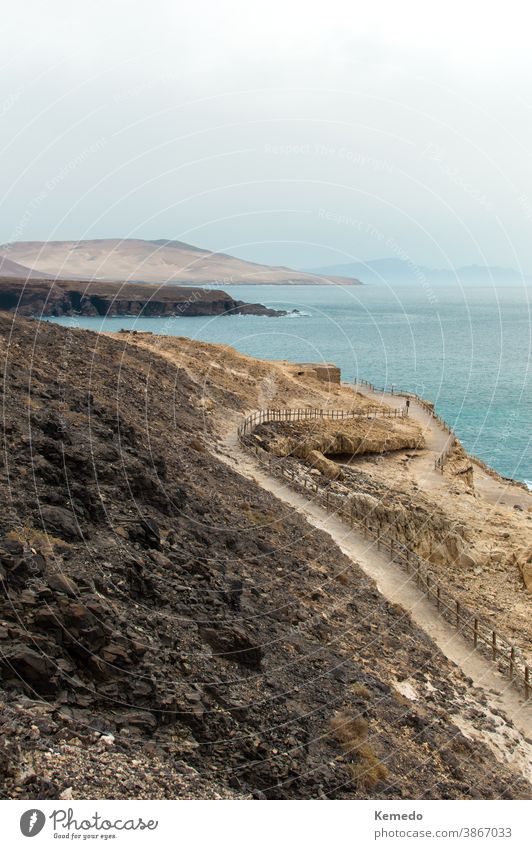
[1,0,532,271]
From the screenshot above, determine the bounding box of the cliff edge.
[0,277,287,318]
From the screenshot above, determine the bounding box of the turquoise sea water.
[46,283,531,485]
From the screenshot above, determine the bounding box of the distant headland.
[0,276,290,318]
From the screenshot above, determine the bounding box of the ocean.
[46,283,531,486]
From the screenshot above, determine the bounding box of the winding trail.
[218,420,532,784]
[353,382,532,510]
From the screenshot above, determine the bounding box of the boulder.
[303,449,344,481]
[39,506,81,542]
[0,644,58,694]
[201,626,264,669]
[47,573,78,597]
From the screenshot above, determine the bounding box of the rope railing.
[237,409,531,701]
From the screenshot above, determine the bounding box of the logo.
[20,810,46,837]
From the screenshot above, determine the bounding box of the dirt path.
[217,424,532,784]
[353,383,532,510]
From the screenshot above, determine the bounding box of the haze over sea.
[48,282,531,486]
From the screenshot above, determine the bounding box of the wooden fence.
[237,409,531,701]
[354,380,457,472]
[237,404,406,437]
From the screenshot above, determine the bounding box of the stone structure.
[292,362,341,384]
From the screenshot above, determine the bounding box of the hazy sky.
[1,0,532,271]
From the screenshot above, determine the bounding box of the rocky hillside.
[0,314,529,800]
[0,277,286,318]
[128,330,532,649]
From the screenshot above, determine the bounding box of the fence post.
[473,618,478,647]
[455,600,460,628]
[492,631,497,661]
[509,646,515,678]
[525,667,530,701]
[436,586,441,611]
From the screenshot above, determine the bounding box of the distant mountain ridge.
[308,257,530,284]
[0,238,362,286]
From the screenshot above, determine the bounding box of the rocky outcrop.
[266,417,425,459]
[253,417,425,480]
[0,277,288,318]
[511,547,532,591]
[444,442,475,493]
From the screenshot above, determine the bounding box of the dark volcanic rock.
[0,644,59,695]
[201,626,264,669]
[0,277,288,318]
[39,505,82,541]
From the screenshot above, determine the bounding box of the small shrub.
[5,525,70,555]
[349,743,389,789]
[330,711,388,790]
[330,712,368,749]
[350,683,371,700]
[335,569,350,585]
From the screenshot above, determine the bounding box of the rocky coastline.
[0,277,289,318]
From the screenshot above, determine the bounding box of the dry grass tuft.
[330,711,388,789]
[350,683,371,700]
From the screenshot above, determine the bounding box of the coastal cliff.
[0,277,288,318]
